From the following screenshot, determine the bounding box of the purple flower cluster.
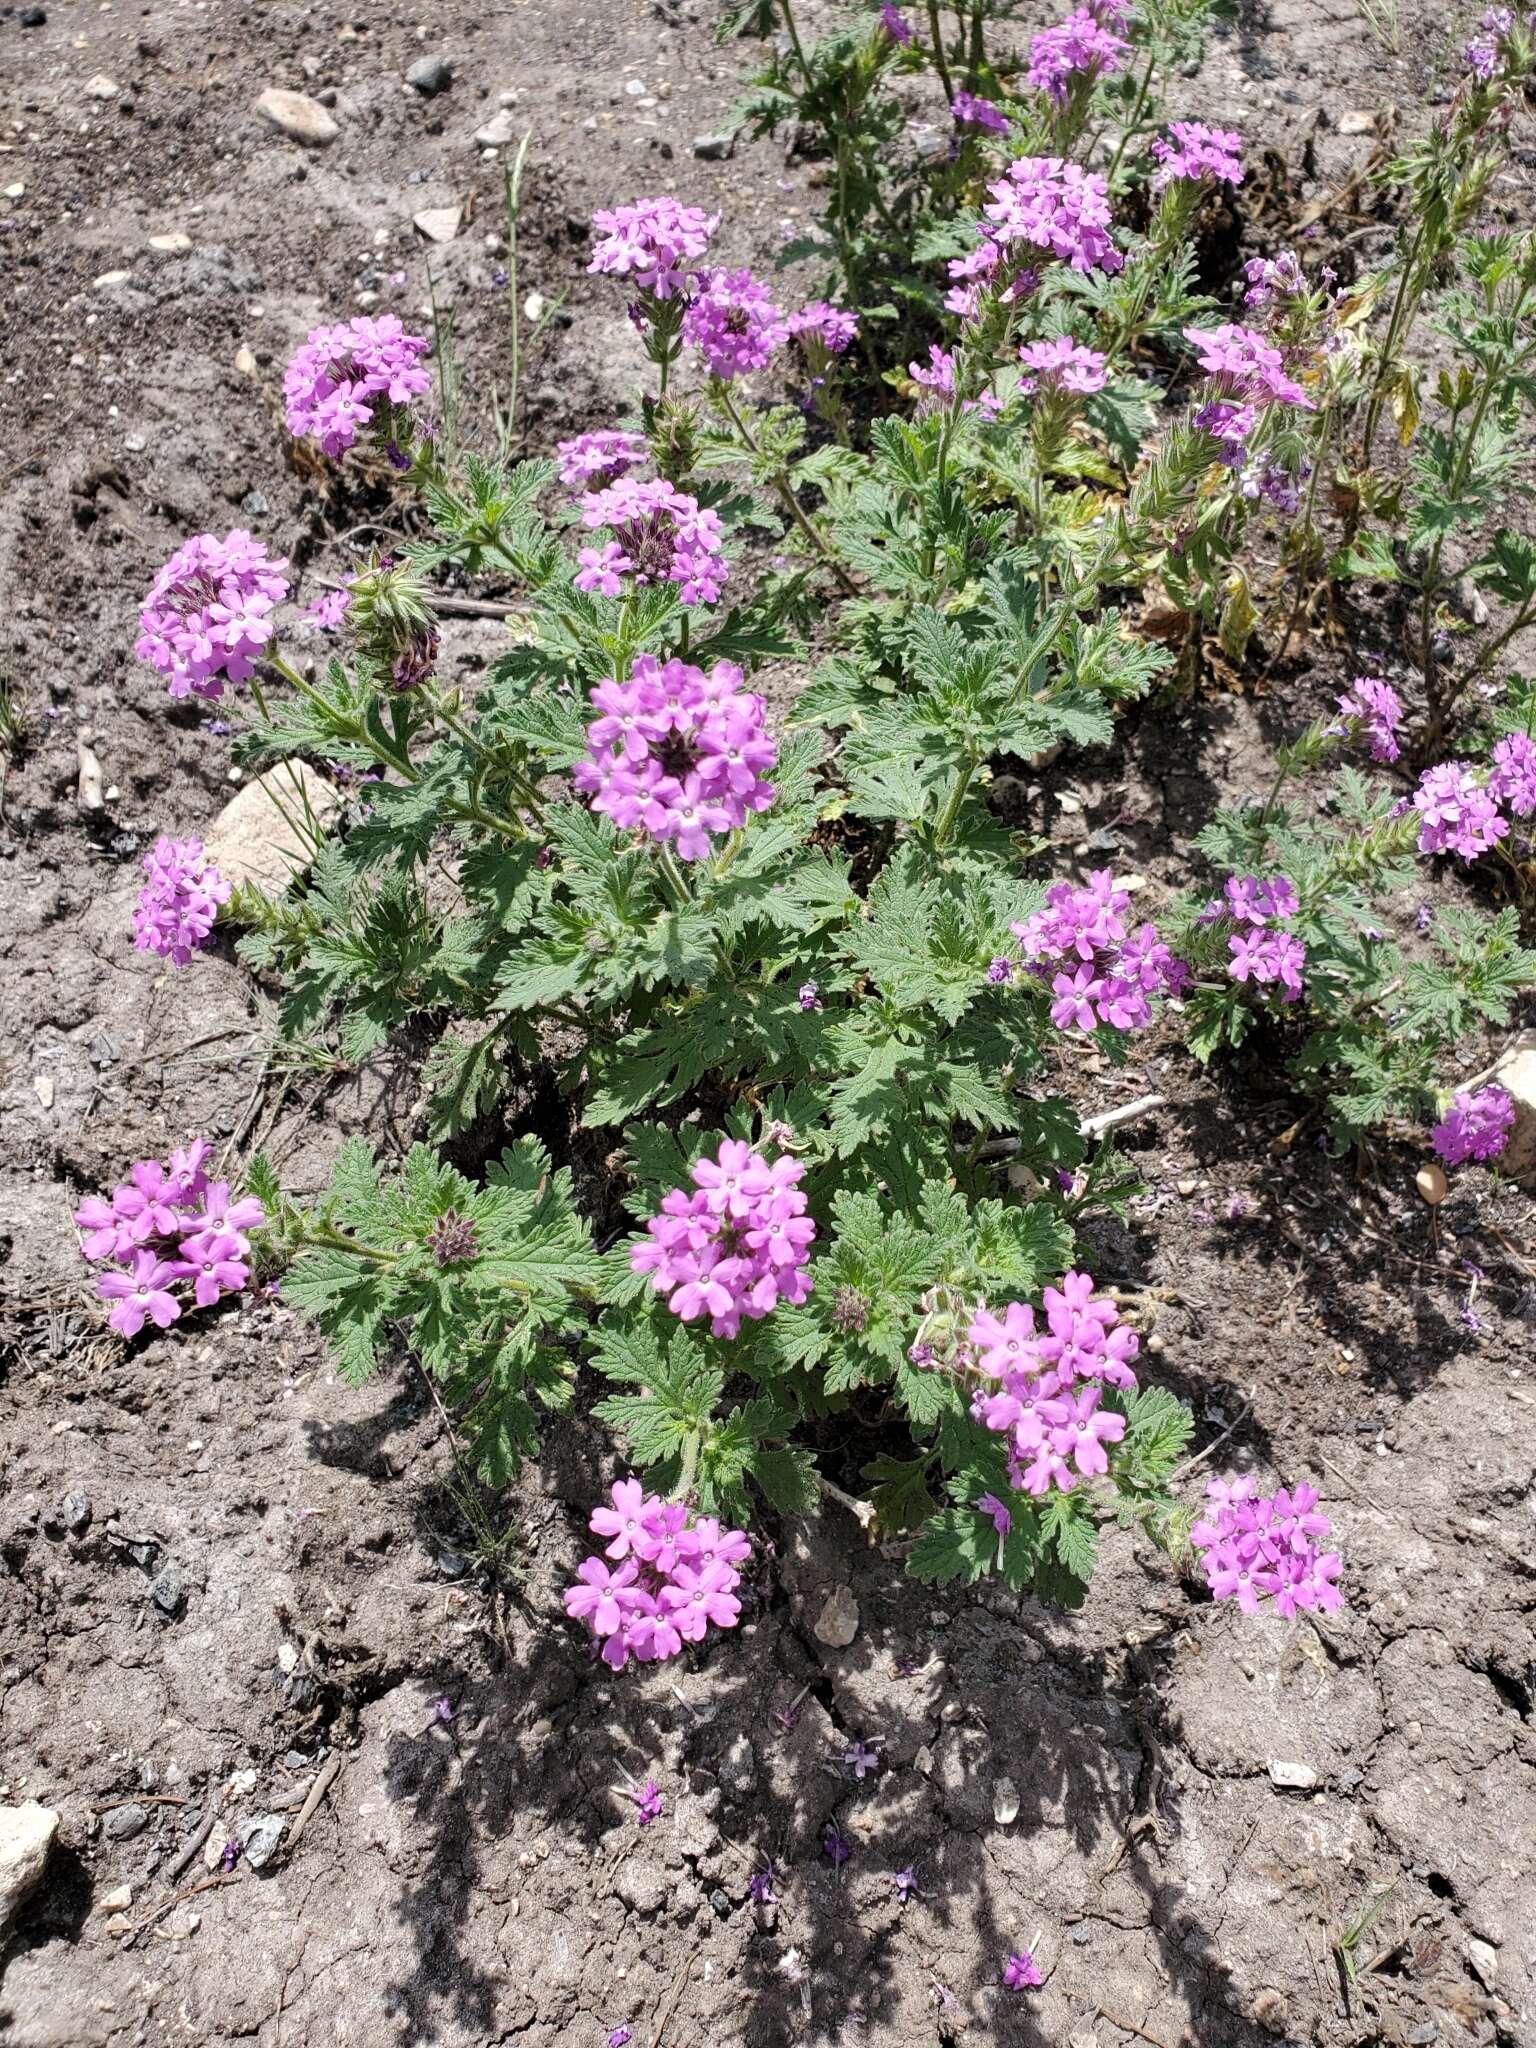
[74,1142,266,1338]
[554,429,648,490]
[575,476,729,608]
[1017,335,1108,396]
[1189,1475,1344,1619]
[1431,1084,1516,1167]
[1465,5,1513,78]
[910,344,957,396]
[1185,323,1313,461]
[563,1477,751,1670]
[1239,453,1309,516]
[1003,1951,1044,1992]
[282,316,432,459]
[1241,249,1307,315]
[1489,732,1536,816]
[683,266,788,378]
[952,89,1009,133]
[135,530,289,701]
[572,653,777,859]
[131,835,231,966]
[1200,875,1305,1002]
[1334,675,1403,763]
[968,1271,1138,1496]
[1005,870,1188,1032]
[1150,122,1244,194]
[1026,7,1129,102]
[587,196,719,300]
[980,156,1123,279]
[787,300,860,354]
[631,1140,815,1337]
[881,2,915,43]
[1413,762,1508,861]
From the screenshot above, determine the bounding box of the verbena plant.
[94,0,1536,1637]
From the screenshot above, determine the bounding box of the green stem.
[925,0,956,102]
[1362,216,1431,459]
[1105,51,1156,186]
[303,1222,398,1265]
[657,845,693,907]
[932,755,978,849]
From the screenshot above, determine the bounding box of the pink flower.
[1432,1085,1515,1167]
[554,429,648,490]
[910,344,956,395]
[1183,323,1313,409]
[1334,675,1403,763]
[1191,1475,1344,1619]
[574,477,729,608]
[1489,732,1536,816]
[683,267,788,378]
[135,530,289,701]
[631,1142,814,1338]
[1413,762,1508,861]
[981,157,1122,276]
[786,300,859,354]
[952,89,1009,133]
[1017,334,1108,396]
[1150,122,1243,193]
[563,1482,753,1671]
[131,835,231,966]
[98,1252,184,1338]
[283,315,431,458]
[563,1556,641,1637]
[1002,1949,1043,1991]
[587,196,718,300]
[1026,7,1129,103]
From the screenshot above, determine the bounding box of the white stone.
[812,1584,859,1648]
[413,206,462,243]
[148,232,191,253]
[1267,1759,1319,1790]
[31,1074,54,1110]
[0,1802,58,1937]
[234,345,256,376]
[992,1775,1020,1825]
[1482,1038,1536,1187]
[523,290,545,323]
[254,88,339,146]
[94,269,131,287]
[1337,109,1377,135]
[473,109,518,148]
[200,761,342,895]
[3,182,23,200]
[83,75,121,100]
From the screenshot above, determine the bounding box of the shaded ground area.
[1,1,1534,2044]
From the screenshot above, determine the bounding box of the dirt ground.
[2,1,1535,2044]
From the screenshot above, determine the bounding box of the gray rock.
[104,1803,149,1841]
[237,1814,286,1869]
[813,1584,859,1648]
[84,75,121,100]
[612,1854,670,1914]
[21,7,48,25]
[62,1490,92,1534]
[1466,1937,1498,1989]
[200,761,341,893]
[473,109,519,148]
[1266,1759,1318,1790]
[254,88,339,146]
[435,1548,468,1581]
[692,131,735,161]
[0,1803,58,1935]
[149,1565,184,1618]
[720,1735,757,1796]
[406,56,453,95]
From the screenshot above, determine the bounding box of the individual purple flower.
[174,1227,252,1309]
[976,1491,1012,1535]
[1489,732,1536,817]
[554,429,648,490]
[786,301,860,354]
[572,654,776,858]
[980,157,1123,277]
[910,344,957,396]
[1240,454,1309,516]
[1227,928,1305,1001]
[631,1140,814,1338]
[630,1779,664,1826]
[1413,762,1508,861]
[283,315,431,459]
[986,955,1014,984]
[683,267,788,378]
[1026,7,1129,104]
[434,1695,455,1724]
[608,2029,633,2048]
[1431,1084,1516,1167]
[98,1251,184,1338]
[822,1823,851,1866]
[842,1739,882,1780]
[1242,249,1307,314]
[304,586,353,633]
[131,835,231,966]
[1184,323,1313,410]
[952,90,1009,134]
[798,980,823,1011]
[1017,335,1108,396]
[587,196,718,300]
[575,476,730,608]
[893,1865,921,1905]
[1190,1475,1344,1618]
[1334,675,1403,763]
[880,2,914,43]
[135,530,289,700]
[748,1862,778,1905]
[1150,122,1244,194]
[1003,1950,1043,1991]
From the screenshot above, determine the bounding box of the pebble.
[234,346,257,376]
[812,1584,859,1648]
[32,1074,54,1110]
[1266,1760,1318,1790]
[103,1803,149,1841]
[94,270,131,288]
[624,78,646,95]
[992,1775,1020,1825]
[1415,1163,1448,1206]
[254,88,339,147]
[148,232,191,253]
[62,1490,92,1534]
[20,6,47,24]
[473,110,519,148]
[914,1744,934,1777]
[98,1884,133,1913]
[3,183,24,201]
[150,1566,185,1618]
[523,290,546,324]
[413,206,463,243]
[1337,109,1377,134]
[406,56,453,96]
[83,75,120,100]
[1466,1937,1497,1989]
[236,1814,285,1870]
[693,132,735,160]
